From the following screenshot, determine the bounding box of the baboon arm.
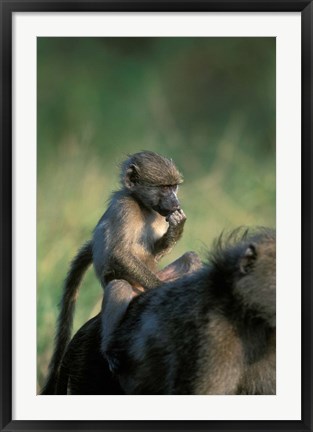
[154,218,185,260]
[112,252,161,290]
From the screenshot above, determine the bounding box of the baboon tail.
[41,240,93,395]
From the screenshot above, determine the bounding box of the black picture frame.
[1,1,312,431]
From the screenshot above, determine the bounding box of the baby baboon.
[55,252,202,395]
[42,151,187,395]
[105,227,276,395]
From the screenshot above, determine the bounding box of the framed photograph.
[1,1,312,431]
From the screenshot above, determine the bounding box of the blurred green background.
[37,37,276,390]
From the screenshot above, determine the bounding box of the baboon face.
[136,183,181,217]
[123,151,183,217]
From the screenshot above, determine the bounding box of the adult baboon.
[42,151,187,395]
[56,252,202,395]
[105,227,276,395]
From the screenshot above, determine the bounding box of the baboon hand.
[166,209,186,227]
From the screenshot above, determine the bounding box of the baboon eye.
[160,185,177,193]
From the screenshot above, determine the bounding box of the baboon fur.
[56,252,202,395]
[42,151,186,394]
[105,227,276,395]
[54,228,275,395]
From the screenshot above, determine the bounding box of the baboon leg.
[158,251,202,283]
[126,252,203,293]
[101,279,134,357]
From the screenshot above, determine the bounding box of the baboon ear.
[239,243,257,274]
[124,164,139,190]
